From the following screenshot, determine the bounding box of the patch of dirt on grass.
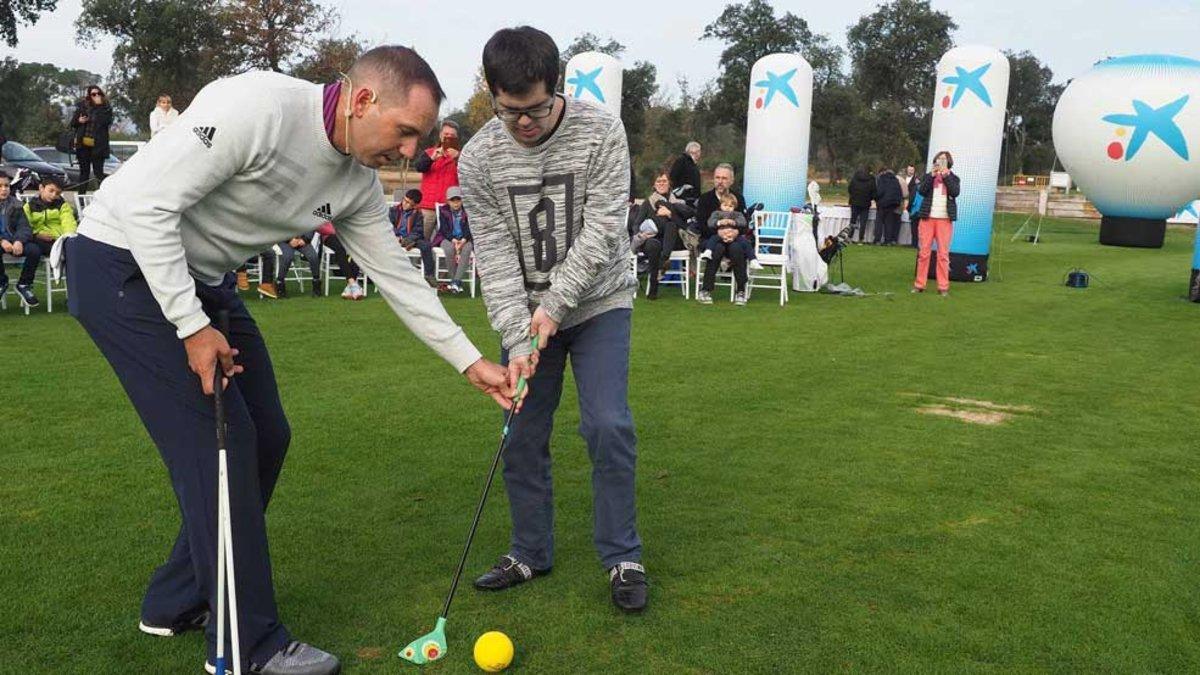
[917,405,1010,426]
[356,647,385,660]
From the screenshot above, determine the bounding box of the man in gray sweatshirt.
[458,26,647,613]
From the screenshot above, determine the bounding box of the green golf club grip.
[512,336,539,403]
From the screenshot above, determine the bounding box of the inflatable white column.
[1053,55,1200,249]
[926,45,1009,282]
[742,53,812,212]
[563,52,622,116]
[1191,217,1200,301]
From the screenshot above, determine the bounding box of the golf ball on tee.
[473,631,514,672]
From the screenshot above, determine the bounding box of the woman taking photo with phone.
[912,149,960,296]
[71,85,113,193]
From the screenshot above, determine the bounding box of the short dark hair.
[441,119,460,134]
[405,188,422,203]
[0,171,10,182]
[482,26,559,97]
[40,174,63,189]
[933,150,954,169]
[348,45,446,106]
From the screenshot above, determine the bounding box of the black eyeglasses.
[492,96,556,123]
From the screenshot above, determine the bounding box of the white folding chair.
[321,245,370,297]
[653,250,690,299]
[74,193,95,213]
[694,255,738,301]
[749,211,792,306]
[1,254,32,315]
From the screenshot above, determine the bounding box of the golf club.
[213,310,243,675]
[399,337,537,666]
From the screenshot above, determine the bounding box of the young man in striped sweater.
[459,26,648,613]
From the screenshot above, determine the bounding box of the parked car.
[108,140,146,163]
[30,146,122,186]
[0,141,69,187]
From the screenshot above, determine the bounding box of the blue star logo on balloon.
[940,63,992,109]
[1101,95,1190,161]
[1178,202,1199,219]
[753,69,800,110]
[566,67,606,104]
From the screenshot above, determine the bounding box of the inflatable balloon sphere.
[1053,54,1200,248]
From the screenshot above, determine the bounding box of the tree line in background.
[1,0,1062,196]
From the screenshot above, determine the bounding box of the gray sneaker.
[205,641,340,675]
[734,291,747,306]
[697,290,713,305]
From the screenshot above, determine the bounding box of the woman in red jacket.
[414,119,461,226]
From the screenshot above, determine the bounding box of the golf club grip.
[213,310,231,448]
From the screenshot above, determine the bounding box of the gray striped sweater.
[459,97,635,359]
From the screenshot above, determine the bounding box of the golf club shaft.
[440,401,520,619]
[439,338,537,620]
[212,310,242,675]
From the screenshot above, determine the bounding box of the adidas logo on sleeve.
[312,203,332,219]
[192,126,216,148]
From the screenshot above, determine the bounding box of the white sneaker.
[734,291,747,306]
[699,250,713,261]
[340,282,356,299]
[749,259,764,270]
[697,291,713,305]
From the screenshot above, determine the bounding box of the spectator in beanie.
[432,186,472,293]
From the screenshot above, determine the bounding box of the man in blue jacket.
[0,171,42,307]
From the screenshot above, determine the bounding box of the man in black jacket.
[847,167,875,243]
[668,141,702,199]
[695,163,745,242]
[874,167,902,245]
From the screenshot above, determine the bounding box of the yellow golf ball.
[473,631,514,672]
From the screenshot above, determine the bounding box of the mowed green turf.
[2,215,1199,673]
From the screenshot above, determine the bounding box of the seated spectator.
[698,193,750,306]
[0,171,42,307]
[258,233,321,299]
[24,175,76,306]
[628,198,664,299]
[415,119,461,227]
[695,163,746,244]
[316,221,364,300]
[391,188,436,286]
[643,171,694,273]
[432,186,472,294]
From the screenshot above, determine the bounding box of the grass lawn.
[3,215,1199,673]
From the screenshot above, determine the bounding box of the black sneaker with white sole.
[609,561,648,613]
[15,283,38,307]
[473,554,549,591]
[138,606,209,637]
[205,641,340,675]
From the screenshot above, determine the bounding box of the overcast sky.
[4,0,1198,113]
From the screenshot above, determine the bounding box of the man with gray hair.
[695,162,746,243]
[668,140,702,199]
[66,46,513,674]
